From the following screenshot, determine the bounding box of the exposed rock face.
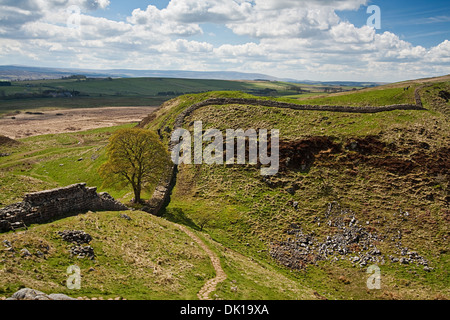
[0,183,129,233]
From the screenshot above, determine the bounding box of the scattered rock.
[70,245,95,260]
[48,293,78,301]
[20,248,32,258]
[120,213,132,221]
[271,202,429,270]
[7,288,76,301]
[3,240,12,248]
[58,230,92,244]
[35,250,45,258]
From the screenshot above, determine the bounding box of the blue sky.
[338,0,450,47]
[0,0,449,81]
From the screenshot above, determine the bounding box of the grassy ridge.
[297,86,417,107]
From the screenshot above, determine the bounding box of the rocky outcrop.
[0,183,129,233]
[6,288,77,301]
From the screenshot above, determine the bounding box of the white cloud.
[0,0,448,81]
[427,40,450,63]
[163,0,252,23]
[252,0,368,11]
[330,22,375,44]
[160,39,214,53]
[227,7,340,39]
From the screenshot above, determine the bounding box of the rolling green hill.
[0,77,357,116]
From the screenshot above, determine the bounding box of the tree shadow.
[161,207,200,231]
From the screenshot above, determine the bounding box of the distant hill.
[0,65,383,87]
[295,80,388,87]
[0,65,279,82]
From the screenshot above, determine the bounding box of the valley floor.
[0,106,157,139]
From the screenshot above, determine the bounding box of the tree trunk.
[133,185,142,204]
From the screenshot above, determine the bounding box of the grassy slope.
[0,117,317,300]
[297,86,416,106]
[149,78,449,300]
[0,211,214,300]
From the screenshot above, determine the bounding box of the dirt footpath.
[0,107,157,139]
[178,225,227,300]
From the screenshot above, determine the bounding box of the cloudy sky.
[0,0,449,81]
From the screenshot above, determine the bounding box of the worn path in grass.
[178,225,227,300]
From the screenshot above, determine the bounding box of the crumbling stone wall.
[0,183,129,233]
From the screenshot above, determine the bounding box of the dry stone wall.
[0,183,129,233]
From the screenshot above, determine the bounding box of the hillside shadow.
[161,207,200,231]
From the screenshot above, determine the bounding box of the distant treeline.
[0,89,82,100]
[157,91,207,96]
[61,75,87,80]
[0,81,12,87]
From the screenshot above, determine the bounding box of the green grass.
[0,211,214,300]
[193,230,316,300]
[1,78,343,98]
[297,86,417,107]
[0,124,145,205]
[420,82,450,117]
[181,103,437,140]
